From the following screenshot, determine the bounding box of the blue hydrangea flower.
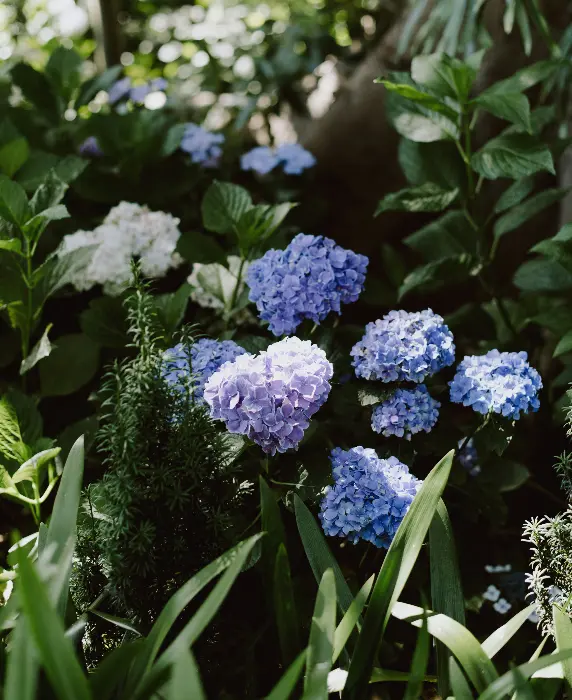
[458,438,480,476]
[240,146,279,175]
[351,309,455,383]
[108,77,132,104]
[162,338,248,403]
[449,350,542,419]
[79,136,103,157]
[246,233,369,336]
[204,336,333,455]
[319,446,422,548]
[108,77,168,105]
[371,385,440,439]
[180,123,225,167]
[275,143,316,174]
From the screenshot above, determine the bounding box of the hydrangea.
[204,337,333,455]
[371,385,440,439]
[108,76,167,104]
[449,350,542,419]
[162,338,249,403]
[246,233,369,336]
[458,438,480,476]
[319,447,422,548]
[351,309,455,383]
[180,123,224,166]
[240,143,316,175]
[57,202,182,295]
[275,143,316,174]
[78,136,103,157]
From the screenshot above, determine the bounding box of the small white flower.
[327,668,348,693]
[483,584,501,602]
[2,579,13,603]
[493,598,512,614]
[485,564,512,573]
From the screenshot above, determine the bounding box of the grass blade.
[553,605,572,693]
[260,475,286,583]
[511,665,539,699]
[482,604,536,659]
[274,543,301,666]
[303,569,336,699]
[167,647,206,700]
[392,601,497,692]
[266,651,306,700]
[404,610,430,700]
[16,547,91,700]
[3,619,38,700]
[333,575,374,663]
[89,641,145,700]
[343,450,455,699]
[450,657,473,699]
[430,499,465,696]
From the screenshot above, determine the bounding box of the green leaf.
[237,202,295,253]
[398,254,472,299]
[404,210,474,260]
[160,124,186,157]
[516,1,533,55]
[79,296,129,349]
[20,324,52,375]
[411,53,475,102]
[485,60,561,95]
[0,396,22,462]
[553,605,572,693]
[375,183,458,215]
[398,139,465,189]
[260,475,287,582]
[386,91,459,142]
[429,500,465,697]
[13,447,60,484]
[377,81,458,120]
[266,651,307,700]
[0,138,29,177]
[493,188,568,242]
[176,230,226,264]
[30,170,68,215]
[303,569,336,700]
[403,611,430,700]
[0,175,30,227]
[471,134,555,180]
[88,609,143,636]
[201,181,253,235]
[0,238,22,254]
[494,177,535,213]
[482,604,537,659]
[514,259,572,292]
[294,496,356,618]
[15,548,91,700]
[473,92,531,131]
[89,641,145,700]
[357,386,391,407]
[168,647,206,700]
[342,451,455,700]
[275,544,301,667]
[39,334,99,397]
[155,284,190,337]
[333,575,374,663]
[11,63,59,121]
[392,602,498,692]
[54,155,87,184]
[75,65,122,107]
[554,330,572,357]
[44,47,82,102]
[3,619,39,700]
[511,666,539,699]
[449,658,473,699]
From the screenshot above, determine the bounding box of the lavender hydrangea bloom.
[108,77,132,104]
[351,309,455,383]
[240,146,279,175]
[275,143,316,174]
[458,438,480,476]
[371,385,440,439]
[204,337,333,455]
[449,350,542,419]
[162,338,248,403]
[319,447,422,548]
[108,77,168,105]
[246,233,369,336]
[79,136,103,157]
[181,123,225,166]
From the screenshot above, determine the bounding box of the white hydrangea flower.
[493,598,512,614]
[57,202,183,296]
[483,584,501,602]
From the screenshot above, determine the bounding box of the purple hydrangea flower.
[275,143,316,174]
[240,146,279,175]
[458,438,480,476]
[108,77,132,104]
[162,338,248,403]
[371,385,440,439]
[246,233,369,336]
[204,336,333,455]
[78,136,103,158]
[319,446,422,548]
[108,76,168,105]
[351,309,455,383]
[449,350,542,419]
[180,123,225,166]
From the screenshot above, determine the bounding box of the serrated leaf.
[494,188,568,242]
[404,210,474,260]
[376,183,458,216]
[411,53,475,102]
[377,81,458,120]
[20,324,52,375]
[0,396,22,462]
[0,137,29,178]
[399,255,472,299]
[201,181,252,235]
[472,134,555,180]
[473,92,531,131]
[485,60,560,95]
[30,170,68,215]
[398,139,465,189]
[237,202,295,252]
[0,175,30,227]
[386,89,460,143]
[514,259,572,292]
[494,177,535,213]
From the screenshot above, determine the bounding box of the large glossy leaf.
[375,183,458,215]
[485,60,561,95]
[471,134,554,180]
[398,254,472,299]
[303,569,336,700]
[377,80,459,120]
[473,92,531,132]
[0,175,30,227]
[386,90,460,142]
[342,451,454,699]
[404,210,474,261]
[39,334,99,397]
[411,53,475,102]
[0,137,29,178]
[493,188,568,243]
[201,181,252,235]
[494,177,535,214]
[514,259,572,292]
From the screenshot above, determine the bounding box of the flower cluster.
[78,136,103,158]
[204,337,333,455]
[458,438,480,476]
[246,233,368,336]
[58,202,182,295]
[240,143,316,175]
[162,338,249,403]
[351,309,455,383]
[108,76,167,104]
[180,123,224,167]
[319,447,422,548]
[371,385,440,439]
[450,350,542,420]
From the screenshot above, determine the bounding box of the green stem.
[229,255,247,315]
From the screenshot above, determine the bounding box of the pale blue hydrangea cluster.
[351,309,455,383]
[449,350,542,419]
[180,123,225,167]
[162,338,248,403]
[108,77,167,104]
[204,337,333,455]
[79,136,103,158]
[319,447,422,548]
[457,438,480,476]
[371,385,440,439]
[246,233,369,336]
[240,143,316,175]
